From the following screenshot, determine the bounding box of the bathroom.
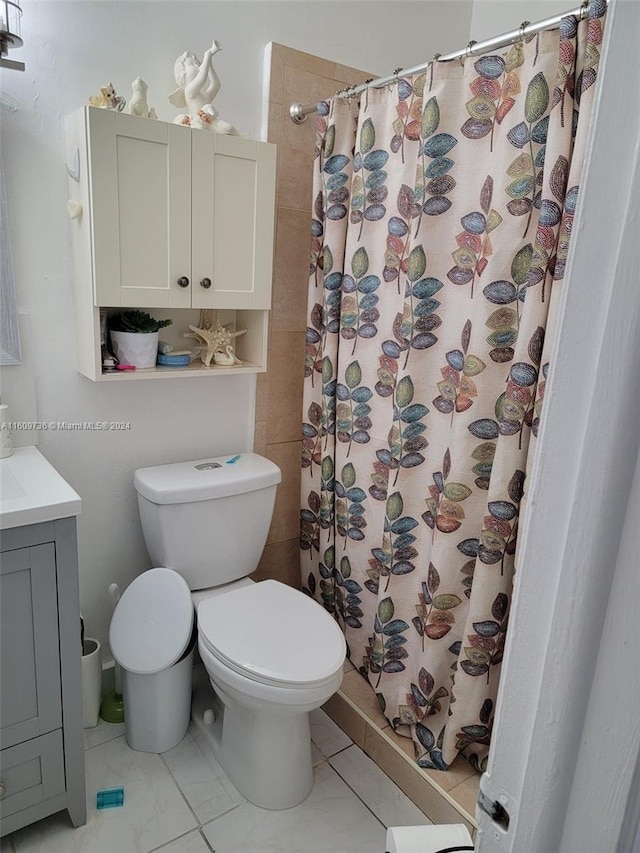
[1,0,639,851]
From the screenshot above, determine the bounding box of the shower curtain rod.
[289,0,599,123]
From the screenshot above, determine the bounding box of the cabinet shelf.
[99,359,262,381]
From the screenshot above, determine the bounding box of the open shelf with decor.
[77,306,268,382]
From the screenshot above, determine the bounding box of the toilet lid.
[197,580,346,687]
[110,568,194,675]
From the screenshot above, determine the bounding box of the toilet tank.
[134,453,281,590]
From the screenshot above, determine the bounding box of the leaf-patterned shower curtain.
[301,1,606,771]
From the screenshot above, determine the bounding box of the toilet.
[132,452,346,810]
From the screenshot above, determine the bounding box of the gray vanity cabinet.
[0,518,86,835]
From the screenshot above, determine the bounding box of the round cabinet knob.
[177,276,190,288]
[200,278,212,289]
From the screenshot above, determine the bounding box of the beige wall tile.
[333,64,373,87]
[267,45,286,106]
[272,43,336,80]
[266,331,305,444]
[264,440,302,543]
[279,66,350,211]
[363,727,476,832]
[272,207,312,333]
[253,419,267,457]
[322,691,366,749]
[341,670,389,731]
[255,372,269,424]
[267,100,284,148]
[252,538,301,589]
[261,45,370,557]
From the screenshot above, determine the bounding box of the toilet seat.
[197,580,345,689]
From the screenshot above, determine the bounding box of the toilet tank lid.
[134,453,281,505]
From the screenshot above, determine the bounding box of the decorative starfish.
[184,310,247,367]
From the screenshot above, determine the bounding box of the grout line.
[159,745,247,834]
[326,746,396,832]
[158,751,203,833]
[334,687,479,829]
[83,727,126,752]
[199,827,216,853]
[147,826,206,853]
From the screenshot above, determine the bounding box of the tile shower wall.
[252,44,371,587]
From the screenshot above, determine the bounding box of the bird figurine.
[213,345,242,366]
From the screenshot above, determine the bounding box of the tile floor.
[2,705,431,853]
[323,660,481,834]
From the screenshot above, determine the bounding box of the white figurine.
[213,345,242,367]
[168,41,241,134]
[126,77,157,119]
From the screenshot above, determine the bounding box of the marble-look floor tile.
[12,736,196,853]
[83,718,126,750]
[149,828,213,853]
[201,762,386,853]
[448,772,481,819]
[310,708,352,758]
[330,745,432,830]
[161,723,245,824]
[311,741,324,766]
[1,835,15,852]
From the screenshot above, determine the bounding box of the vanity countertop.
[0,446,82,530]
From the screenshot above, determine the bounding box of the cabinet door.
[0,545,62,749]
[192,133,276,310]
[88,108,192,309]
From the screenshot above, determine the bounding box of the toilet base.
[191,676,314,810]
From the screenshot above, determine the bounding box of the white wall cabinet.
[66,107,276,380]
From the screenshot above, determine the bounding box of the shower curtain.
[301,1,606,771]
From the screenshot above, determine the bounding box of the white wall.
[0,1,473,655]
[470,0,572,41]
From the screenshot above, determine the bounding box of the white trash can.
[109,568,195,753]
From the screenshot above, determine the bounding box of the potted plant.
[108,311,172,369]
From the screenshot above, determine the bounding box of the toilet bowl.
[132,453,347,809]
[195,579,345,809]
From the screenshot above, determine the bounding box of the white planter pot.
[110,330,159,369]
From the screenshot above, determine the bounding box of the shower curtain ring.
[519,21,531,41]
[461,40,477,63]
[432,52,442,64]
[579,0,590,19]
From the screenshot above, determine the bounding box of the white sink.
[0,446,82,529]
